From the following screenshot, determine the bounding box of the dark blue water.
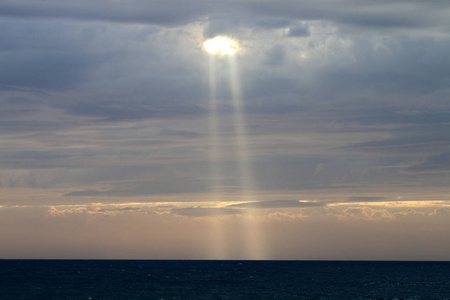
[1,260,450,299]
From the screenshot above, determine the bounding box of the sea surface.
[1,260,450,299]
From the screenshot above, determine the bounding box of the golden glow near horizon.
[203,36,238,55]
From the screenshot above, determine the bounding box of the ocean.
[1,260,449,299]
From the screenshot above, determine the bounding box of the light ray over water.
[228,55,265,260]
[207,55,227,259]
[205,36,264,260]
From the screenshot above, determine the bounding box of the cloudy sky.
[1,0,450,260]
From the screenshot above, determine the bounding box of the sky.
[1,0,450,260]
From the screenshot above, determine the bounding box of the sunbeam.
[204,36,264,260]
[228,55,265,260]
[207,54,228,259]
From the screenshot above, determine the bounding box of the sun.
[203,36,238,55]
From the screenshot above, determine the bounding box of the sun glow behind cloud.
[203,36,238,55]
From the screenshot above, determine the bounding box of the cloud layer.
[1,0,450,259]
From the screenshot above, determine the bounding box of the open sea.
[1,260,450,299]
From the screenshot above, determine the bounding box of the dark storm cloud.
[171,207,242,217]
[228,200,325,209]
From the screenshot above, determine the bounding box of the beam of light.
[228,55,265,260]
[204,36,264,260]
[203,36,237,56]
[207,54,228,259]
